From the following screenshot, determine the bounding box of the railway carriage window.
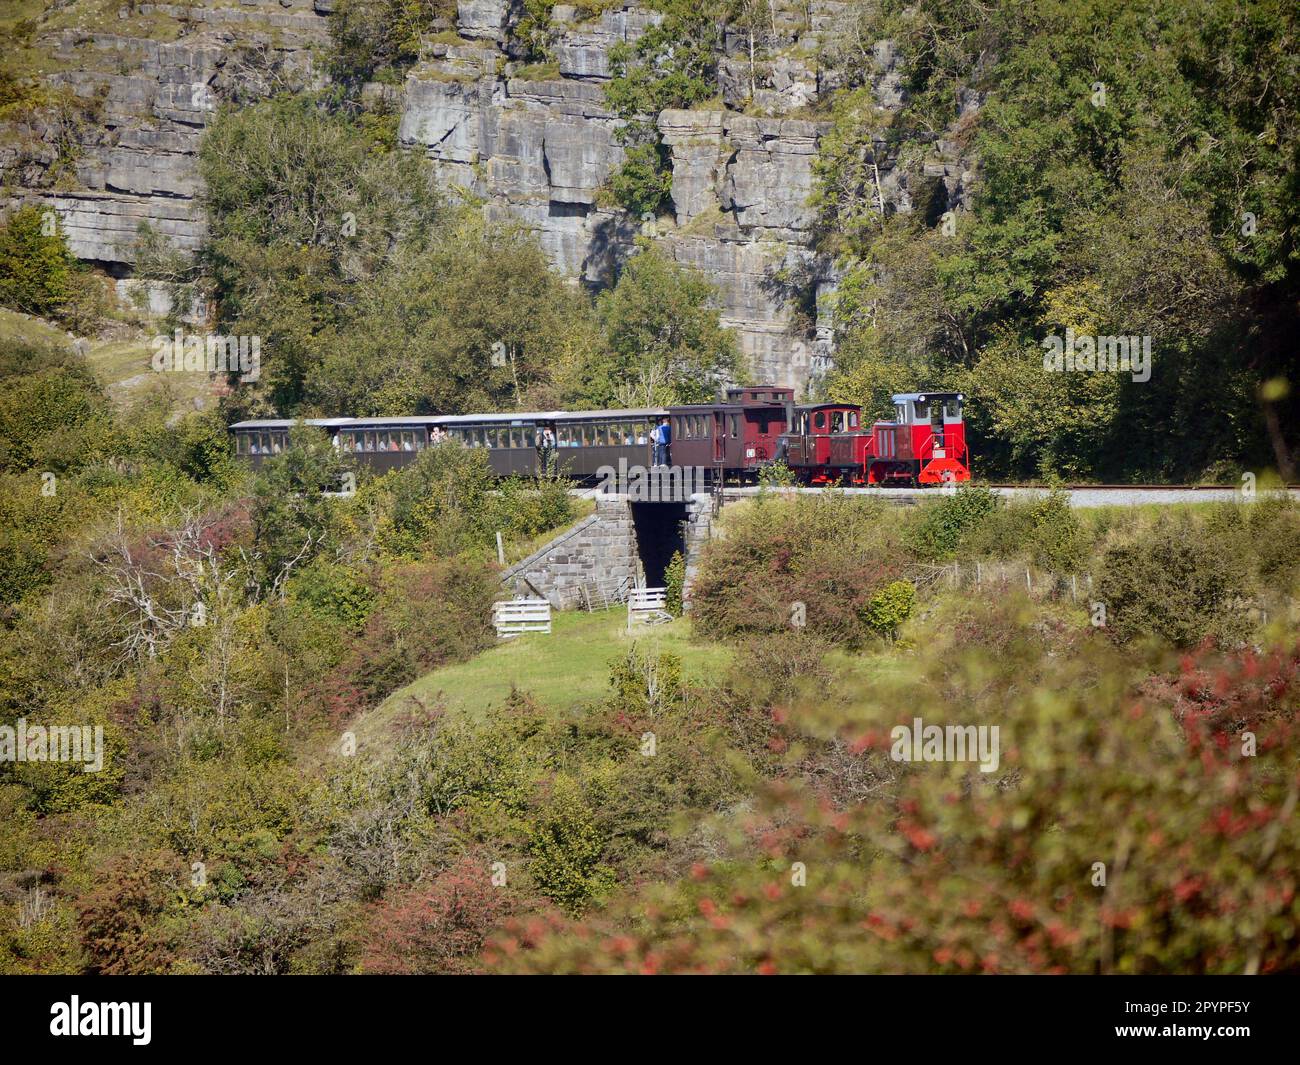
[522,427,535,448]
[729,414,739,438]
[271,434,284,454]
[401,431,414,451]
[556,424,571,447]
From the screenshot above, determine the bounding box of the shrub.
[494,626,1300,974]
[905,485,998,560]
[691,494,905,646]
[863,579,915,638]
[964,487,1086,573]
[359,853,518,974]
[0,205,75,318]
[1095,516,1252,647]
[663,550,685,616]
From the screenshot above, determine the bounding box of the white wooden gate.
[493,598,552,638]
[627,587,671,631]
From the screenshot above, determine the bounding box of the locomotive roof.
[892,392,965,402]
[230,408,666,430]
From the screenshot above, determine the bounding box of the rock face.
[399,2,872,388]
[3,0,974,391]
[0,1,329,267]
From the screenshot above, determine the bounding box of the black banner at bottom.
[1,974,1293,1053]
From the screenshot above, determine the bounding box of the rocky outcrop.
[3,0,975,391]
[1,1,329,267]
[399,3,865,387]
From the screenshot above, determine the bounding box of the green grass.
[356,607,734,748]
[0,307,68,350]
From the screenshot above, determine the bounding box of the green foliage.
[251,425,348,581]
[592,245,741,405]
[307,217,597,416]
[0,205,75,319]
[527,772,616,916]
[199,95,443,412]
[862,579,915,638]
[905,485,997,561]
[692,493,906,646]
[816,0,1300,481]
[957,487,1086,574]
[757,458,796,488]
[608,141,673,216]
[663,550,685,616]
[328,0,455,82]
[1095,515,1252,647]
[496,608,1300,974]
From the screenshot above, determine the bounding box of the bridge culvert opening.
[630,502,687,587]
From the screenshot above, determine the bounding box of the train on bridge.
[230,386,971,487]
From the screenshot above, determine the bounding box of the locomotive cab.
[888,392,969,485]
[784,403,864,481]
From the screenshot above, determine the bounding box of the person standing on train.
[652,417,671,466]
[537,425,556,475]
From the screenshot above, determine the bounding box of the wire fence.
[910,561,1097,602]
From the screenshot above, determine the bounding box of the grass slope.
[355,607,734,748]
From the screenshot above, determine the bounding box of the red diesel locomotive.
[782,391,971,486]
[230,387,971,487]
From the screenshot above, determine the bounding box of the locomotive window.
[831,411,845,433]
[849,411,859,429]
[814,412,826,431]
[944,400,961,420]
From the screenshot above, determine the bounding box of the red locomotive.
[782,391,971,486]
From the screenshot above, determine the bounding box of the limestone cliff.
[1,0,973,391]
